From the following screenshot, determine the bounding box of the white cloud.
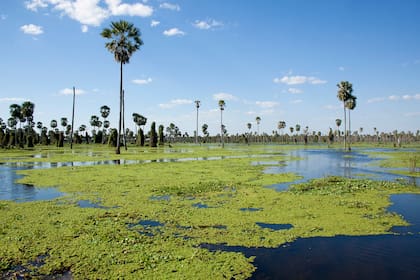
[159,99,192,109]
[81,25,88,32]
[132,78,152,85]
[288,88,303,94]
[367,97,385,103]
[388,95,400,101]
[150,20,160,27]
[20,24,43,35]
[193,19,223,30]
[0,97,27,103]
[255,101,278,108]
[159,2,180,11]
[25,0,153,28]
[274,75,327,85]
[25,0,48,11]
[59,88,85,95]
[106,0,153,17]
[163,28,185,36]
[213,92,237,101]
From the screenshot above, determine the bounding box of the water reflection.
[266,149,419,191]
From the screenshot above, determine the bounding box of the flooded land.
[0,144,419,279]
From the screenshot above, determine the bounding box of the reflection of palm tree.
[218,100,225,148]
[101,20,143,154]
[337,81,353,150]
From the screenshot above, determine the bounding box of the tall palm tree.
[345,96,357,150]
[21,101,35,128]
[337,81,353,150]
[194,100,200,144]
[101,20,143,154]
[9,104,22,146]
[218,100,226,148]
[256,116,261,135]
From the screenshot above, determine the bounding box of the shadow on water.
[203,193,420,280]
[266,148,419,191]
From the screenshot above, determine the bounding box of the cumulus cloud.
[81,25,89,32]
[163,28,185,36]
[150,20,160,27]
[193,19,223,30]
[132,78,152,85]
[59,88,85,95]
[274,75,327,85]
[25,0,153,28]
[213,92,237,101]
[106,0,153,17]
[159,2,180,11]
[20,24,43,35]
[159,99,192,109]
[255,101,278,108]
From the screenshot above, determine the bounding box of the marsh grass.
[1,144,420,279]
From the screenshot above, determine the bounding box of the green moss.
[1,145,420,279]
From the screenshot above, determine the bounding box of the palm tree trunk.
[122,89,127,150]
[348,109,351,151]
[343,102,347,150]
[220,110,224,148]
[116,61,123,154]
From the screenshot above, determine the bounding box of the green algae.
[1,145,420,279]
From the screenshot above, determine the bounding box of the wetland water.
[1,148,419,279]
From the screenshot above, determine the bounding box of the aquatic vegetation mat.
[1,145,420,279]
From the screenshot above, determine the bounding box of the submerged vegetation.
[0,144,419,279]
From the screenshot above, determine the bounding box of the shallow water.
[0,165,62,202]
[265,148,419,191]
[203,193,420,280]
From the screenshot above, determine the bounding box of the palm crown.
[101,20,143,64]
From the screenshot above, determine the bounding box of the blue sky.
[0,0,419,136]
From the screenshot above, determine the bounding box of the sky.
[0,0,419,136]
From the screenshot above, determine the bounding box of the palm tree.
[50,120,57,131]
[100,105,110,143]
[194,100,200,144]
[21,101,35,128]
[101,20,143,154]
[9,104,22,146]
[335,118,342,139]
[345,96,357,150]
[337,81,353,150]
[218,100,226,148]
